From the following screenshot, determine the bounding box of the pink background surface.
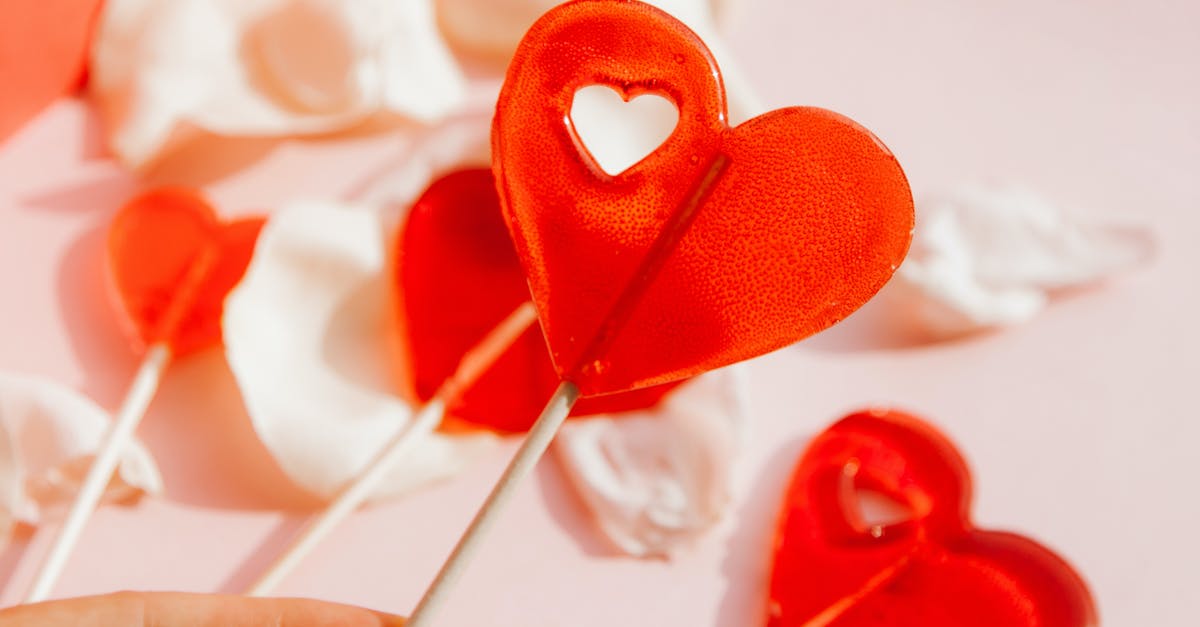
[1,0,1197,624]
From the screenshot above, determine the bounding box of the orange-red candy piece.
[0,0,103,143]
[397,168,681,433]
[769,410,1098,626]
[107,187,264,356]
[494,0,914,396]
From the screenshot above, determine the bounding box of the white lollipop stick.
[405,154,730,626]
[23,343,172,603]
[23,245,218,603]
[246,302,540,596]
[406,380,579,627]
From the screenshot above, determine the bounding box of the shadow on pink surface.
[797,296,945,353]
[798,280,1133,354]
[533,423,812,627]
[213,514,311,594]
[534,456,621,558]
[0,528,34,595]
[142,136,283,188]
[136,350,324,512]
[715,435,809,627]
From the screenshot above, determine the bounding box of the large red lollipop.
[770,409,1097,626]
[407,1,913,623]
[23,187,263,602]
[397,167,682,433]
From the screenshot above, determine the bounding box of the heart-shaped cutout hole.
[570,85,678,176]
[850,485,913,534]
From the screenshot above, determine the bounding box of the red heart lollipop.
[397,167,682,433]
[107,186,264,356]
[26,186,265,603]
[769,410,1097,626]
[494,0,914,396]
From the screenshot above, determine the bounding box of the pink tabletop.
[0,0,1196,625]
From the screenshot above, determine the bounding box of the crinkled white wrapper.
[436,0,763,123]
[554,366,748,558]
[91,0,467,167]
[0,374,162,540]
[223,201,496,501]
[891,184,1154,337]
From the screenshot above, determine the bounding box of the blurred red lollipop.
[23,187,264,602]
[769,409,1097,626]
[398,167,682,433]
[407,1,913,623]
[107,187,264,356]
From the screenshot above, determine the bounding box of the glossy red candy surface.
[397,168,681,433]
[769,410,1098,627]
[494,0,914,396]
[107,187,264,356]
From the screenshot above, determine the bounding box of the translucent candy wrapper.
[223,201,495,501]
[554,365,747,558]
[0,374,162,540]
[91,0,466,167]
[891,184,1154,338]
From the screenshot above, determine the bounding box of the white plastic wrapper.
[555,366,748,558]
[223,201,496,501]
[0,374,162,540]
[891,184,1154,337]
[91,0,467,167]
[436,0,763,122]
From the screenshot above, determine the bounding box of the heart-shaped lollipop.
[107,186,264,356]
[397,167,682,432]
[26,186,265,603]
[407,4,914,622]
[494,0,914,395]
[769,409,1097,626]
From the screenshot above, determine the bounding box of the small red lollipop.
[107,186,265,356]
[770,409,1097,626]
[23,187,264,602]
[407,1,913,624]
[397,167,681,433]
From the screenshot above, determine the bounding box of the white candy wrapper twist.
[91,0,467,167]
[890,184,1154,338]
[0,374,162,543]
[554,366,748,558]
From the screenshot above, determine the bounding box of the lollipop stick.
[405,155,730,626]
[245,302,540,596]
[406,380,580,627]
[23,245,217,603]
[23,343,172,603]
